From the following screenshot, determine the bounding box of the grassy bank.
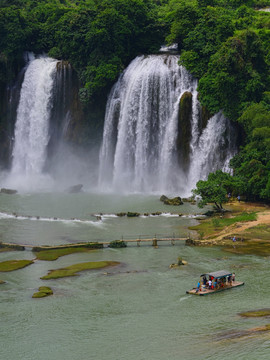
[0,259,34,272]
[41,261,120,280]
[189,211,257,239]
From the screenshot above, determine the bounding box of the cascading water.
[11,56,58,177]
[99,54,237,195]
[4,54,95,192]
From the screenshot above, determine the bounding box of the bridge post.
[171,233,175,245]
[152,234,158,248]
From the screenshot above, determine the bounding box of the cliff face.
[177,91,193,173]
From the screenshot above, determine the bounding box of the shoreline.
[187,201,270,255]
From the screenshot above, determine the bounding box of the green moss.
[160,195,183,206]
[240,309,270,317]
[34,247,98,261]
[224,240,270,256]
[41,261,120,280]
[33,243,103,260]
[127,212,140,217]
[32,286,53,298]
[116,212,127,217]
[0,259,34,272]
[0,243,25,252]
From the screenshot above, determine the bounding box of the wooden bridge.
[1,235,190,251]
[102,235,189,247]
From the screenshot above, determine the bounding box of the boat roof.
[201,270,232,279]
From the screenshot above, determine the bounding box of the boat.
[186,270,244,296]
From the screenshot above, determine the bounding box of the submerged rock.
[66,184,83,193]
[239,309,270,317]
[127,212,140,217]
[170,257,188,268]
[0,188,17,194]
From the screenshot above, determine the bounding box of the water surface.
[0,193,269,360]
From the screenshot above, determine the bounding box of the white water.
[99,55,236,195]
[12,56,58,175]
[6,56,58,190]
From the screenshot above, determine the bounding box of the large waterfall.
[11,56,58,177]
[5,55,80,191]
[99,54,236,195]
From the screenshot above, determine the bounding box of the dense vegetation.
[1,0,270,201]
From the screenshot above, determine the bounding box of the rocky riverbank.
[187,201,270,256]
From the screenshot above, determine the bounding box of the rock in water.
[0,188,17,195]
[66,184,83,193]
[160,195,183,205]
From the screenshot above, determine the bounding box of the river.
[0,192,269,360]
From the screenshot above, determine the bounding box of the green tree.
[192,170,242,210]
[198,30,269,119]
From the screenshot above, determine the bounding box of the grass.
[224,240,270,256]
[34,247,97,261]
[0,259,34,272]
[239,309,270,318]
[240,224,270,241]
[32,286,53,298]
[41,261,120,280]
[189,212,257,238]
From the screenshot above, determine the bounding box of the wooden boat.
[186,270,244,296]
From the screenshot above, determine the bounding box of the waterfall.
[99,54,236,195]
[11,56,58,176]
[187,111,237,191]
[1,56,59,191]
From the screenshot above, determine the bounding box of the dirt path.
[208,203,270,242]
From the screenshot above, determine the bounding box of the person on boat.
[213,278,217,289]
[228,275,232,286]
[232,273,235,282]
[208,279,212,289]
[196,281,201,293]
[202,275,207,286]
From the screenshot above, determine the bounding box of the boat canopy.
[201,270,232,279]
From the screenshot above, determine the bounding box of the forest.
[1,0,270,201]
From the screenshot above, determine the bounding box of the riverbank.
[188,201,270,255]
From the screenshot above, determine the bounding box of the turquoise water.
[0,193,269,360]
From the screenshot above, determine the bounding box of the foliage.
[1,0,270,201]
[0,0,164,101]
[229,92,270,200]
[108,240,127,248]
[198,30,269,119]
[192,170,242,210]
